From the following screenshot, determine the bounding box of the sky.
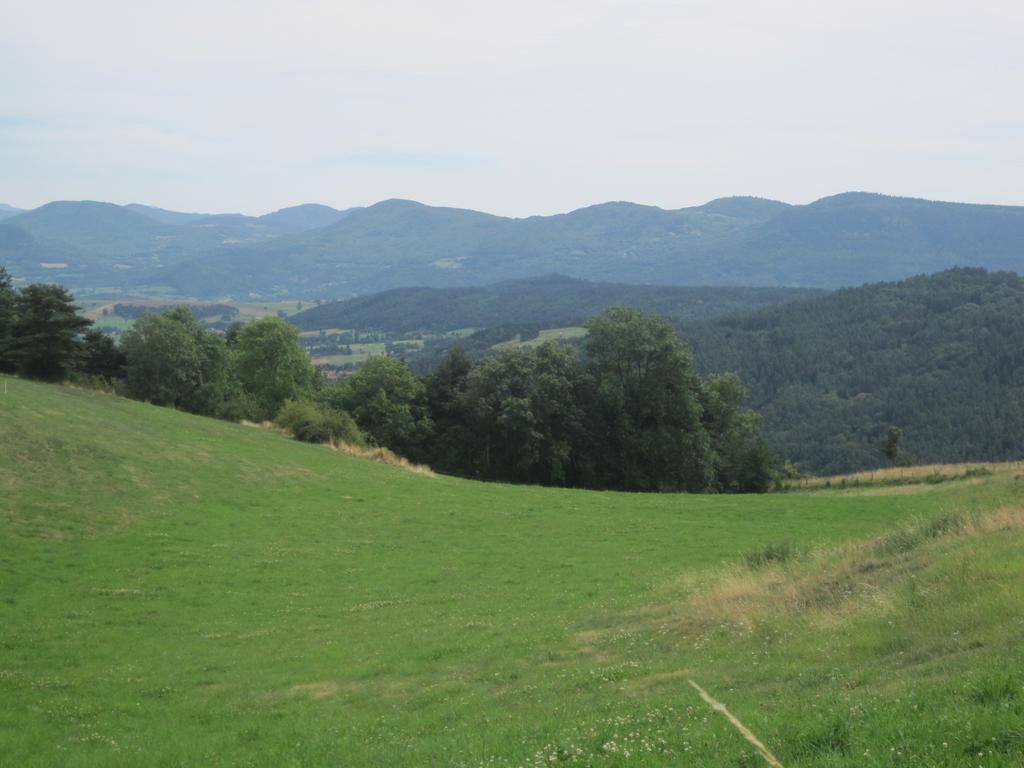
[1,0,1022,217]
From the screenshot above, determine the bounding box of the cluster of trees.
[413,309,774,492]
[0,268,327,425]
[332,308,773,492]
[2,268,774,493]
[119,307,324,422]
[0,270,122,382]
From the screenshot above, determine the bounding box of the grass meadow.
[494,326,589,350]
[1,378,1022,766]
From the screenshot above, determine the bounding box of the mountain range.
[1,193,1023,298]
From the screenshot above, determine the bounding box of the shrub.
[321,409,364,446]
[276,400,364,445]
[217,390,261,423]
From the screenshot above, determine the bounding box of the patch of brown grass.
[329,441,436,477]
[283,670,461,703]
[623,669,694,694]
[238,419,436,477]
[652,505,1024,637]
[240,419,287,433]
[290,681,340,700]
[792,461,1023,492]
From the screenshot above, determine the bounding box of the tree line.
[0,267,775,492]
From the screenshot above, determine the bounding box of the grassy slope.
[1,379,1021,766]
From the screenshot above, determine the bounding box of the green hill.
[289,275,826,332]
[2,378,1022,766]
[680,267,1024,475]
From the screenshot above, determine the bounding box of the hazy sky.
[2,0,1022,216]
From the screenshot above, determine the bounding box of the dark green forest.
[289,275,824,332]
[679,268,1024,474]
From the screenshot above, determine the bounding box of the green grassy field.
[80,300,304,332]
[494,326,589,350]
[1,378,1022,766]
[311,342,389,367]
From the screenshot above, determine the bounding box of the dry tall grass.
[240,420,436,476]
[666,504,1024,635]
[790,461,1024,492]
[328,441,436,477]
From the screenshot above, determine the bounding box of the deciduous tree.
[231,317,318,420]
[343,357,431,458]
[121,307,228,413]
[585,307,711,491]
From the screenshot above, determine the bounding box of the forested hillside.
[680,268,1024,474]
[290,275,824,331]
[4,193,1024,298]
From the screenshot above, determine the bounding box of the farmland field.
[79,299,305,334]
[1,378,1022,766]
[494,326,588,350]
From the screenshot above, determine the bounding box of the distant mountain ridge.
[0,203,28,222]
[125,202,352,232]
[124,204,212,226]
[1,193,1022,297]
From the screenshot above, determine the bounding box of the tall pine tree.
[11,283,91,381]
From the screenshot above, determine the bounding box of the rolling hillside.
[2,378,1022,766]
[289,275,826,332]
[3,192,1024,298]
